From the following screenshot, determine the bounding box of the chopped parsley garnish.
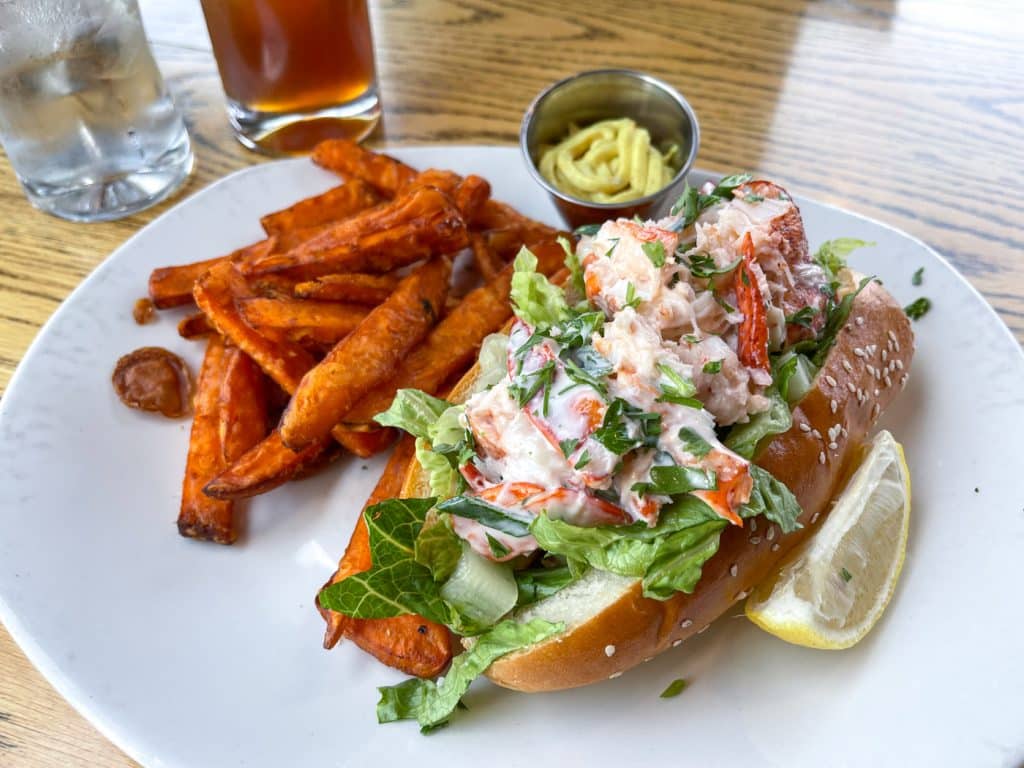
[656,363,702,409]
[642,240,667,268]
[632,464,717,497]
[904,297,931,320]
[912,267,924,286]
[660,678,689,699]
[840,567,853,583]
[685,253,741,280]
[668,173,754,230]
[487,534,510,559]
[559,438,579,458]
[573,223,601,237]
[509,359,555,413]
[592,398,662,455]
[785,306,818,328]
[744,193,764,203]
[606,237,620,258]
[624,282,642,310]
[678,427,712,458]
[702,360,722,374]
[574,450,591,470]
[713,291,736,314]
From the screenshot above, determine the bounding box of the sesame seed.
[799,422,811,432]
[853,347,865,358]
[825,374,837,387]
[875,369,882,380]
[672,638,683,647]
[680,618,693,629]
[605,644,616,657]
[750,519,758,532]
[766,527,776,541]
[771,542,781,552]
[874,388,880,396]
[882,349,888,362]
[901,374,908,388]
[736,590,749,601]
[609,671,622,679]
[841,427,848,437]
[811,512,820,524]
[872,403,881,418]
[828,424,840,440]
[842,360,853,373]
[888,329,898,342]
[855,316,864,326]
[894,340,901,353]
[750,536,761,545]
[847,382,856,393]
[819,451,826,464]
[830,399,838,414]
[867,364,876,376]
[829,441,838,450]
[729,563,738,577]
[895,359,904,370]
[812,429,822,439]
[884,375,892,388]
[887,339,895,352]
[866,344,877,356]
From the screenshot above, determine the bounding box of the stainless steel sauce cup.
[520,69,700,230]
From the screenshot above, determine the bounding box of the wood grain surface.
[0,1,1021,765]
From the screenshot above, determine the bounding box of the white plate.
[1,148,1022,768]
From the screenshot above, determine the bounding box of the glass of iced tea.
[200,0,380,155]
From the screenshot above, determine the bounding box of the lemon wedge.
[745,430,910,649]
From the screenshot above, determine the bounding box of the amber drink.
[200,0,380,154]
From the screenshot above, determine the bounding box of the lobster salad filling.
[325,175,877,729]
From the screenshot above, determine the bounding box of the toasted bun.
[402,278,914,691]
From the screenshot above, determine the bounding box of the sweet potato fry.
[178,312,214,339]
[452,174,491,222]
[333,238,565,440]
[470,231,502,281]
[293,273,400,304]
[193,260,317,393]
[148,240,276,309]
[204,430,332,500]
[240,186,468,279]
[259,179,381,237]
[218,347,269,465]
[178,336,235,544]
[238,297,368,336]
[318,437,453,678]
[312,139,417,196]
[280,256,452,450]
[474,199,560,243]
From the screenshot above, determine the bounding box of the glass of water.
[0,0,194,222]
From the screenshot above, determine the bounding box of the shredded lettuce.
[414,514,463,582]
[377,618,563,732]
[415,438,459,499]
[559,235,586,299]
[510,246,570,331]
[374,389,450,438]
[724,387,792,459]
[475,333,509,392]
[814,238,873,284]
[530,495,728,599]
[742,465,802,534]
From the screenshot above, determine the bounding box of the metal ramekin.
[520,69,700,230]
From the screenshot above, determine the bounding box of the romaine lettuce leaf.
[415,438,458,499]
[318,497,452,625]
[414,513,462,582]
[510,246,570,331]
[374,389,451,438]
[530,495,728,599]
[724,387,791,459]
[740,465,802,534]
[475,333,509,391]
[377,618,563,732]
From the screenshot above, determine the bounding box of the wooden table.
[0,1,1020,764]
